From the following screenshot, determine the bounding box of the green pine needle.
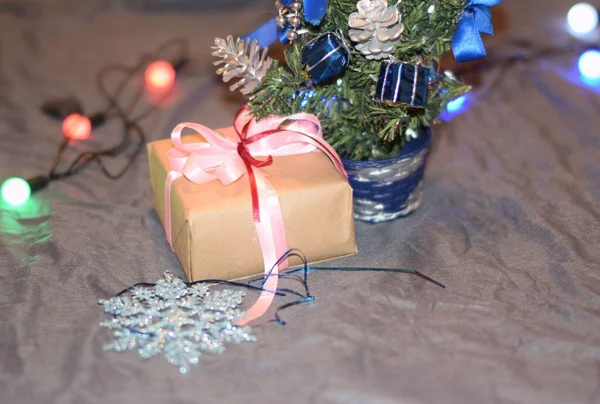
[247,0,470,160]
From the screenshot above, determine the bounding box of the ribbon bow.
[164,106,346,325]
[452,0,502,63]
[243,0,327,47]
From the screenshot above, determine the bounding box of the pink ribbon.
[164,106,347,325]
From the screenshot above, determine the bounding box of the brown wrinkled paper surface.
[148,127,356,281]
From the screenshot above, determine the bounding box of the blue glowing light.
[293,89,317,109]
[440,94,471,122]
[293,89,341,111]
[550,53,600,94]
[578,50,600,82]
[446,95,467,113]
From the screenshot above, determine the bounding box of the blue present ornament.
[375,61,429,108]
[301,33,350,84]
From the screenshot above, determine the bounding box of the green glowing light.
[1,177,31,207]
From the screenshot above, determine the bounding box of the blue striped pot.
[341,127,432,223]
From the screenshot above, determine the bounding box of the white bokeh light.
[567,3,599,35]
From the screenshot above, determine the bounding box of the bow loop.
[182,153,219,184]
[452,0,503,63]
[470,4,493,35]
[215,155,247,186]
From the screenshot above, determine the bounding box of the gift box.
[375,61,429,108]
[301,32,350,84]
[148,125,356,282]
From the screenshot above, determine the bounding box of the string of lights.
[0,38,190,207]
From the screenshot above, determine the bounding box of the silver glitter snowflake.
[99,271,256,373]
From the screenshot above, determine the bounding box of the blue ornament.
[375,61,429,108]
[301,33,350,84]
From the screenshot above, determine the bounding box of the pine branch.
[247,0,468,160]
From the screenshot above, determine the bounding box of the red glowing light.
[62,113,92,140]
[145,60,176,92]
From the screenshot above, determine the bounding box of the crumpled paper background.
[0,0,599,403]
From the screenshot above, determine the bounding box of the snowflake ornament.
[99,271,256,373]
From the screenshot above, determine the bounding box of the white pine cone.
[348,0,404,60]
[212,36,274,95]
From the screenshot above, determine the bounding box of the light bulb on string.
[567,3,599,36]
[578,49,600,81]
[446,95,467,113]
[1,177,31,207]
[440,94,471,122]
[145,60,176,92]
[1,175,50,207]
[62,113,92,140]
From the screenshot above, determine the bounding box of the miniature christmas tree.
[213,0,499,160]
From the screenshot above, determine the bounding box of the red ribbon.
[235,124,274,222]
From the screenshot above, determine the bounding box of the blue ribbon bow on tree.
[452,0,503,63]
[244,0,327,47]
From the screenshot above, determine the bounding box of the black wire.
[48,63,141,180]
[60,122,145,180]
[97,63,146,118]
[115,278,286,298]
[48,38,190,184]
[106,245,445,326]
[249,248,445,324]
[48,137,70,177]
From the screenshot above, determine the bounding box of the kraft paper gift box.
[148,127,356,282]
